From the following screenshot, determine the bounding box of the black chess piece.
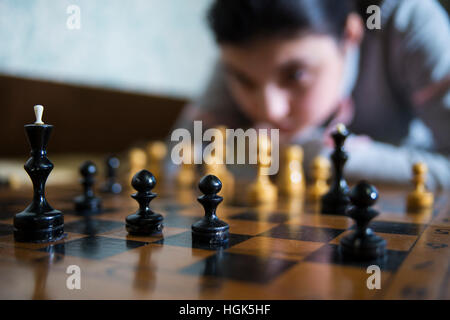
[101,155,122,194]
[340,181,386,260]
[192,175,229,246]
[126,170,163,235]
[321,124,351,215]
[74,161,102,214]
[13,109,64,242]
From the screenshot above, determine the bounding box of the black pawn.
[192,175,229,246]
[74,161,102,214]
[321,124,351,215]
[101,155,122,194]
[126,170,163,235]
[14,123,64,242]
[340,181,386,260]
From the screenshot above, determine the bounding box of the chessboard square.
[0,232,87,251]
[376,211,433,225]
[260,224,346,242]
[0,223,13,237]
[304,244,408,272]
[162,215,199,229]
[37,236,148,260]
[154,231,252,251]
[106,243,215,272]
[224,219,278,236]
[64,219,124,235]
[287,214,351,229]
[0,245,53,263]
[229,211,289,223]
[99,226,187,242]
[431,216,450,227]
[356,221,424,235]
[181,251,298,284]
[227,236,324,261]
[270,261,392,299]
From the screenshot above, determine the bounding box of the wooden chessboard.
[0,181,449,300]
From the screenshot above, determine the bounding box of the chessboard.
[0,179,449,300]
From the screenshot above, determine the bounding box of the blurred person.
[172,0,450,189]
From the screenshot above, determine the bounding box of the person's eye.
[289,69,306,81]
[281,68,310,87]
[233,73,256,90]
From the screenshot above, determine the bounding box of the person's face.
[221,34,348,138]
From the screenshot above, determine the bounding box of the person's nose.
[258,85,290,123]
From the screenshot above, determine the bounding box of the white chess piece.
[34,105,44,125]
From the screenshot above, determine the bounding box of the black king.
[321,123,351,215]
[13,105,64,242]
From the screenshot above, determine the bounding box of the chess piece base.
[14,209,65,243]
[248,183,278,205]
[340,230,386,261]
[407,191,434,212]
[126,213,164,235]
[280,184,304,198]
[307,184,328,202]
[74,196,102,215]
[192,218,229,245]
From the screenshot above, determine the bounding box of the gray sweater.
[173,0,450,190]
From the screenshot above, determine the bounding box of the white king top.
[34,105,44,125]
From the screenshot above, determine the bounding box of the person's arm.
[298,131,450,191]
[388,0,450,155]
[343,138,450,190]
[342,0,450,190]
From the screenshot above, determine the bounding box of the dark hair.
[208,0,370,45]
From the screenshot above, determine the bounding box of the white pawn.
[203,126,235,202]
[248,134,278,205]
[407,162,434,212]
[129,148,147,184]
[307,156,331,202]
[278,145,305,198]
[176,143,196,188]
[146,141,167,182]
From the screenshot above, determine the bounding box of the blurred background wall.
[0,0,218,156]
[0,0,217,99]
[0,0,448,157]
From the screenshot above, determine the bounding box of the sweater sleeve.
[388,0,450,154]
[345,0,450,190]
[344,138,450,191]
